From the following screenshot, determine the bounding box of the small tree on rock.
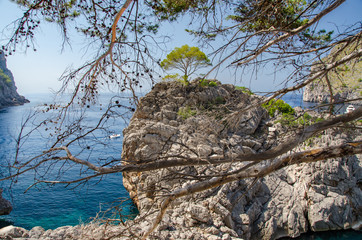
[160,45,211,83]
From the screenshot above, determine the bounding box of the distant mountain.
[303,41,361,105]
[0,52,29,108]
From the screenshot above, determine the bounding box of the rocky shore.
[0,80,361,239]
[0,52,29,108]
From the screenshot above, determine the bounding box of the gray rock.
[28,226,45,238]
[121,81,361,240]
[0,225,28,238]
[0,189,12,215]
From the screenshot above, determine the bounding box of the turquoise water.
[0,93,137,230]
[292,229,362,239]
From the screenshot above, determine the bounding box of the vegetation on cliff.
[0,53,29,108]
[0,68,12,86]
[161,45,211,84]
[303,41,362,105]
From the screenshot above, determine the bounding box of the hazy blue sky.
[0,0,361,95]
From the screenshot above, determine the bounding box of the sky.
[0,0,361,95]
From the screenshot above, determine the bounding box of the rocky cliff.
[0,80,361,240]
[303,42,362,106]
[303,80,362,105]
[0,52,29,108]
[120,80,361,239]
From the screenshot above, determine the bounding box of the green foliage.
[276,113,324,127]
[235,86,253,95]
[300,29,334,48]
[337,64,350,72]
[199,79,218,87]
[177,106,197,119]
[162,74,180,81]
[228,0,309,32]
[150,0,208,21]
[228,0,333,47]
[213,96,226,105]
[162,73,189,86]
[0,68,12,86]
[161,45,211,83]
[262,99,295,117]
[208,81,218,87]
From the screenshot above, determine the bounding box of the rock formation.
[303,80,362,106]
[0,52,29,108]
[0,189,12,215]
[120,80,361,239]
[303,42,362,106]
[0,80,360,240]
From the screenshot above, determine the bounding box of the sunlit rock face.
[121,80,362,239]
[0,53,29,108]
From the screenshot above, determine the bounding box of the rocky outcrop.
[303,42,362,106]
[0,52,29,108]
[120,80,361,239]
[303,80,362,105]
[0,189,12,215]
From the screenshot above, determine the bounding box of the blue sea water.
[281,91,352,114]
[0,92,360,239]
[0,93,137,230]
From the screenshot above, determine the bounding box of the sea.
[0,92,360,239]
[0,93,138,230]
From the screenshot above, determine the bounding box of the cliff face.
[0,52,29,108]
[303,42,362,106]
[121,80,361,239]
[303,80,362,105]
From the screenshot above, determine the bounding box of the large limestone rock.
[122,80,269,210]
[121,80,362,239]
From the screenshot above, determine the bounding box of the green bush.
[235,86,253,95]
[162,74,189,86]
[276,112,324,127]
[214,96,225,105]
[0,69,12,86]
[208,81,218,87]
[262,99,295,117]
[177,106,197,119]
[199,79,218,87]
